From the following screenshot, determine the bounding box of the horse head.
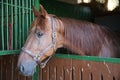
[17,4,64,76]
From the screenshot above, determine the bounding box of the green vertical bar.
[11,0,13,49]
[22,0,25,46]
[29,0,32,24]
[6,0,9,50]
[14,0,18,49]
[29,0,32,25]
[0,1,1,50]
[33,0,39,20]
[32,0,34,20]
[19,0,21,48]
[32,66,39,80]
[26,0,29,36]
[34,0,39,11]
[1,0,4,50]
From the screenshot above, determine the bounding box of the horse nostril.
[19,65,24,72]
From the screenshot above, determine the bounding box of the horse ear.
[40,4,48,18]
[32,6,41,17]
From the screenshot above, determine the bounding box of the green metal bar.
[8,0,12,50]
[11,0,13,49]
[19,0,21,48]
[54,54,120,64]
[34,0,39,11]
[0,50,20,56]
[6,0,9,50]
[26,0,29,36]
[1,0,4,50]
[32,0,34,20]
[0,50,119,64]
[29,0,32,26]
[22,0,25,46]
[14,0,18,49]
[0,3,1,50]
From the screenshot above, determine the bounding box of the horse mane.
[58,17,120,57]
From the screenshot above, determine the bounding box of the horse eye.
[36,32,43,38]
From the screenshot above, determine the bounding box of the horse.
[18,4,120,76]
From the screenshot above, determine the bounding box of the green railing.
[54,54,120,64]
[0,0,39,55]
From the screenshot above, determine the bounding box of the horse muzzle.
[18,60,37,76]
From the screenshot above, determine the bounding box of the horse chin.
[19,68,35,76]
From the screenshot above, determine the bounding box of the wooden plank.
[80,61,91,80]
[55,58,65,80]
[49,66,57,80]
[45,58,57,80]
[89,62,101,80]
[49,58,64,80]
[26,76,32,80]
[100,62,115,80]
[73,60,92,80]
[39,66,43,80]
[56,66,64,80]
[92,70,101,80]
[63,66,72,80]
[6,55,12,80]
[2,55,7,80]
[102,74,113,80]
[0,56,2,80]
[13,55,20,80]
[110,64,120,80]
[81,69,91,80]
[20,72,26,79]
[42,66,49,80]
[63,58,72,80]
[72,67,81,80]
[72,60,81,80]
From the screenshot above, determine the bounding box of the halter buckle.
[52,32,56,38]
[33,55,41,61]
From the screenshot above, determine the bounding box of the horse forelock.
[29,15,47,32]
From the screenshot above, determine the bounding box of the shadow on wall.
[41,0,93,22]
[95,14,120,30]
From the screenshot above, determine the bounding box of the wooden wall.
[0,55,32,80]
[39,57,120,80]
[0,55,120,80]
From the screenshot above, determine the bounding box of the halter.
[22,17,56,68]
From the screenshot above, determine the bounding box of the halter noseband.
[22,17,56,68]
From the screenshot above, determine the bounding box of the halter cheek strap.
[21,17,56,68]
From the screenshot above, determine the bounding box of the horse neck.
[60,18,87,55]
[55,18,85,55]
[58,18,107,56]
[55,17,120,57]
